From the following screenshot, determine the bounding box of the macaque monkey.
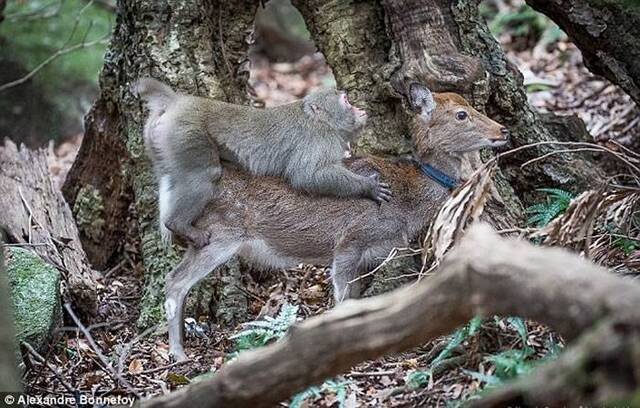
[163,83,511,361]
[134,78,391,248]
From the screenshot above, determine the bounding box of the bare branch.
[0,0,110,93]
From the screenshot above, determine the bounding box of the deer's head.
[406,83,509,162]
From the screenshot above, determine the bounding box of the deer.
[163,83,510,361]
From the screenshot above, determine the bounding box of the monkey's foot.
[169,347,189,363]
[185,229,210,248]
[368,174,393,203]
[168,222,210,248]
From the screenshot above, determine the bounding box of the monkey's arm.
[293,164,392,203]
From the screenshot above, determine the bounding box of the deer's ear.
[409,83,436,123]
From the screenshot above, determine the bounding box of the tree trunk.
[0,141,99,316]
[63,0,257,328]
[526,0,640,106]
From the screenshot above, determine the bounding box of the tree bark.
[0,141,99,316]
[143,224,640,408]
[526,0,640,106]
[63,0,256,328]
[292,0,410,156]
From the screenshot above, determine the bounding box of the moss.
[605,389,640,407]
[73,184,106,243]
[123,125,180,329]
[6,248,61,352]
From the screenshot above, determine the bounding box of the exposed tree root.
[144,224,640,408]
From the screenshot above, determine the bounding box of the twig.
[0,0,110,93]
[103,259,126,279]
[21,341,78,403]
[63,303,140,398]
[1,243,52,248]
[0,36,109,92]
[520,145,640,176]
[348,370,395,378]
[55,319,128,333]
[233,284,266,305]
[140,361,190,375]
[117,325,158,378]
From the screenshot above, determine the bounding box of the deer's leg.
[331,248,366,303]
[165,241,240,361]
[332,235,407,303]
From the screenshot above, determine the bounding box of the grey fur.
[134,78,391,248]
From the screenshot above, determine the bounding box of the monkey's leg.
[165,166,221,248]
[165,241,240,361]
[300,165,392,203]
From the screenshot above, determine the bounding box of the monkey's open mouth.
[354,107,367,117]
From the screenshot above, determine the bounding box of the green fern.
[613,237,640,255]
[289,379,351,408]
[230,303,299,352]
[406,316,483,389]
[526,188,575,227]
[466,317,561,389]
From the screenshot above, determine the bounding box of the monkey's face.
[303,90,368,136]
[339,93,368,129]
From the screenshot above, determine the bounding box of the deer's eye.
[456,111,468,121]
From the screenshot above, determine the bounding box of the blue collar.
[419,163,459,190]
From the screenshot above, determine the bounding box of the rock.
[6,247,62,353]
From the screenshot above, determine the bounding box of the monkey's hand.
[367,173,392,204]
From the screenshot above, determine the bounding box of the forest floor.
[25,23,640,408]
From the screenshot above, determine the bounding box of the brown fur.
[164,84,509,360]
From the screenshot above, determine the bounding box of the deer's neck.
[419,148,461,185]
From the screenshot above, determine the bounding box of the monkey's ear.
[408,83,436,123]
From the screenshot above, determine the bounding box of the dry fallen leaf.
[423,162,497,266]
[128,358,144,375]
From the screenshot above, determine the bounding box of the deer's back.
[195,156,438,264]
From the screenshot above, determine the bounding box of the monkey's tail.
[132,77,177,114]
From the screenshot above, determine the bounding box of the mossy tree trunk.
[63,0,257,328]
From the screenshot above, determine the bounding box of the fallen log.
[0,141,99,316]
[144,223,640,408]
